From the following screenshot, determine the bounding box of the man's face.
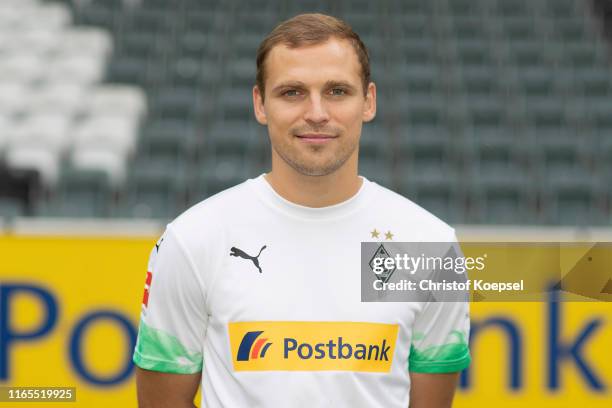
[253,38,376,176]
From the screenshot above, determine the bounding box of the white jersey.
[133,174,470,408]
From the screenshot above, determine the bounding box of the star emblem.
[385,231,394,240]
[370,229,380,238]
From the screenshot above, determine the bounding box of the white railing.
[1,216,611,240]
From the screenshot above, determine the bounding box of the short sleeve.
[408,300,471,373]
[133,225,208,374]
[408,238,471,373]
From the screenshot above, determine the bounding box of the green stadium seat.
[342,12,383,37]
[141,122,196,168]
[446,0,486,18]
[73,8,117,30]
[387,63,441,95]
[544,0,577,17]
[591,102,612,140]
[466,96,505,127]
[88,0,124,10]
[517,66,556,97]
[466,128,527,175]
[194,156,252,198]
[507,41,550,68]
[148,0,206,10]
[151,86,209,122]
[126,9,172,33]
[554,18,590,42]
[236,10,278,31]
[117,31,160,61]
[392,96,445,127]
[449,16,488,40]
[244,125,271,167]
[454,39,495,67]
[599,131,612,158]
[359,158,392,188]
[167,58,218,89]
[227,34,264,59]
[467,171,536,224]
[563,43,602,69]
[398,169,465,224]
[540,171,605,226]
[360,124,393,162]
[217,88,253,121]
[358,35,388,63]
[396,38,438,64]
[120,160,187,219]
[50,169,111,218]
[392,15,434,40]
[574,67,612,97]
[495,0,531,17]
[205,121,254,157]
[502,17,538,41]
[0,197,24,219]
[339,0,383,14]
[183,11,223,33]
[529,134,592,189]
[106,57,163,87]
[285,0,331,14]
[179,32,222,59]
[459,65,505,96]
[225,57,256,87]
[526,97,566,128]
[389,0,432,14]
[396,124,457,173]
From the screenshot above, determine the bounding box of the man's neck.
[264,162,362,208]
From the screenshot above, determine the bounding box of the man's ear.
[362,82,376,123]
[253,85,267,125]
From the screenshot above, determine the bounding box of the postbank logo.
[228,321,399,372]
[237,331,273,361]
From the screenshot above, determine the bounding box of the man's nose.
[303,94,330,124]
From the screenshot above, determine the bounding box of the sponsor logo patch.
[228,321,399,372]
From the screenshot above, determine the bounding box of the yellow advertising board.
[0,235,150,407]
[0,235,610,407]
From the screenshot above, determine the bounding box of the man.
[133,13,470,408]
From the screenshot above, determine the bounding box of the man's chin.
[290,159,345,177]
[273,144,351,176]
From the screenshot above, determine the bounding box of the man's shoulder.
[168,178,253,237]
[368,180,456,240]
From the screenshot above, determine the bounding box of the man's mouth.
[295,133,337,143]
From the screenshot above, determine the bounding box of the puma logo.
[230,245,267,273]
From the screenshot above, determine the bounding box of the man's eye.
[330,88,347,96]
[283,89,300,97]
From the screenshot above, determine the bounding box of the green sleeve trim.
[133,319,203,374]
[408,346,471,373]
[408,330,471,373]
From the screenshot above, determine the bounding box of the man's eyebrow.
[271,81,307,93]
[323,80,357,90]
[271,80,358,93]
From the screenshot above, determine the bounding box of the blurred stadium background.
[1,0,611,407]
[0,0,611,225]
